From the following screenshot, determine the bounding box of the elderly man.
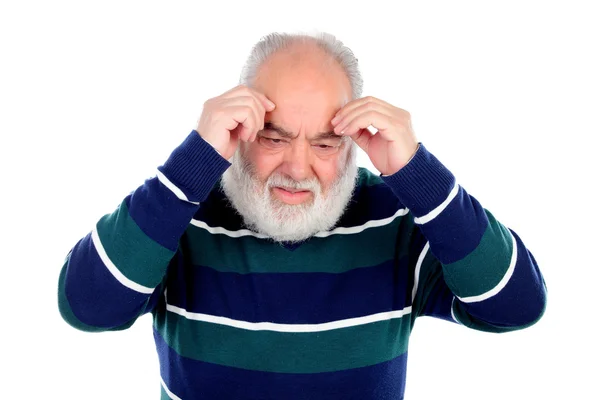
[58,32,547,399]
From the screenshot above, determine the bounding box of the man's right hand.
[196,85,276,160]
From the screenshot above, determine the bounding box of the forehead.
[253,48,352,134]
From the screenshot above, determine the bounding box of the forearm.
[58,130,230,331]
[383,143,547,329]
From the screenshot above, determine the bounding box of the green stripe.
[96,199,174,288]
[153,309,411,373]
[442,209,512,298]
[185,215,408,274]
[357,167,385,187]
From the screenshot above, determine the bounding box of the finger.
[229,105,259,142]
[220,96,261,120]
[349,128,372,153]
[331,96,391,125]
[333,103,394,134]
[249,88,276,112]
[246,94,268,141]
[333,102,395,134]
[223,85,276,112]
[220,96,265,140]
[334,110,395,140]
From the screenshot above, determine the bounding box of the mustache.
[266,173,321,193]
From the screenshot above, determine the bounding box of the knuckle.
[240,95,253,105]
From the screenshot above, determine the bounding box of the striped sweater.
[58,130,547,399]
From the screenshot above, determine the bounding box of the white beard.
[221,142,358,243]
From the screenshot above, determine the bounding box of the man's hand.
[331,96,419,176]
[196,85,276,160]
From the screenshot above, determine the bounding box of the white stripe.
[91,228,155,294]
[190,208,409,239]
[411,242,430,301]
[457,230,518,303]
[314,208,409,237]
[190,219,269,238]
[156,169,200,205]
[166,300,412,333]
[414,182,459,225]
[450,297,460,324]
[160,376,182,400]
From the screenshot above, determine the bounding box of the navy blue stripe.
[154,327,407,400]
[157,130,231,203]
[381,142,456,218]
[418,265,456,323]
[165,257,412,324]
[455,228,546,327]
[417,187,489,264]
[195,168,406,233]
[335,178,406,227]
[125,178,199,253]
[64,233,153,328]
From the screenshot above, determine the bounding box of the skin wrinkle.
[221,42,358,242]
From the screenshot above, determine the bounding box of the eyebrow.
[312,131,342,141]
[263,122,340,141]
[263,122,297,139]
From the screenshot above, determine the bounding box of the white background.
[1,0,598,399]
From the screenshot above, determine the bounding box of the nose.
[280,140,312,182]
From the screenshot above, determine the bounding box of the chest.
[154,225,416,377]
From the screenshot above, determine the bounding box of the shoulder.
[192,179,245,230]
[353,167,402,208]
[355,166,385,187]
[335,167,407,228]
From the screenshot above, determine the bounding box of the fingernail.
[267,101,276,110]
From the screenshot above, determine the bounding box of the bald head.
[252,41,352,120]
[239,32,363,100]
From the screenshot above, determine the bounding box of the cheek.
[244,143,283,181]
[313,156,342,188]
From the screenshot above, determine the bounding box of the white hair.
[221,142,358,243]
[239,31,363,100]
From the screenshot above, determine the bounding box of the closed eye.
[258,135,288,149]
[312,143,339,155]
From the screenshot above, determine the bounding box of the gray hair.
[239,31,363,100]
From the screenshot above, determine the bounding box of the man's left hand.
[331,96,419,176]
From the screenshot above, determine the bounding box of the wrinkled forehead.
[253,49,352,135]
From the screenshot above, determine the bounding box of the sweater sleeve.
[58,130,230,332]
[381,143,547,332]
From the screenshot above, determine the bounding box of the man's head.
[221,32,362,243]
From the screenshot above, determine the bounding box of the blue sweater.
[58,130,547,399]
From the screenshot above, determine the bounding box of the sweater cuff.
[380,142,456,217]
[158,130,231,203]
